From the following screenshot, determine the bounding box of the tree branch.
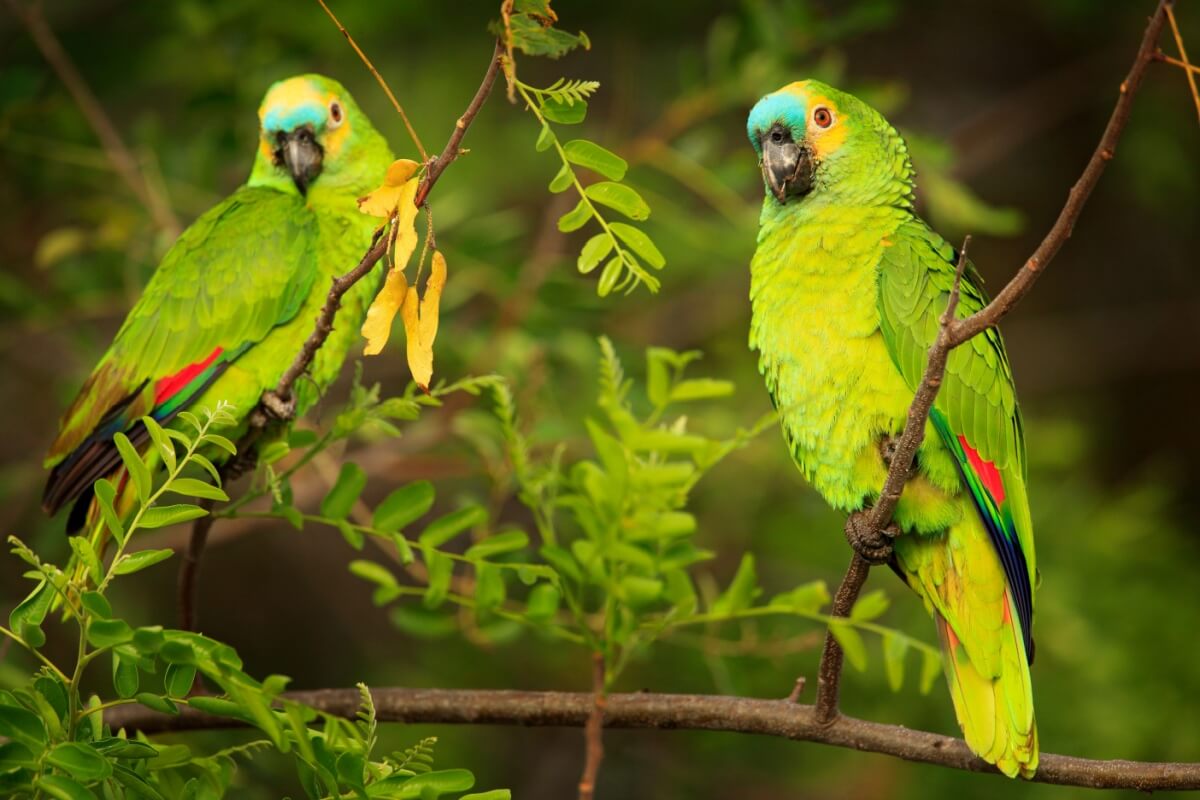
[578,652,606,800]
[3,0,181,237]
[105,687,1200,791]
[813,553,870,722]
[813,0,1171,721]
[176,38,505,630]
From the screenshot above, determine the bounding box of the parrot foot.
[221,447,258,482]
[260,390,296,422]
[844,511,899,565]
[873,438,902,470]
[879,435,900,467]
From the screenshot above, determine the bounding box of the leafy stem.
[515,79,660,294]
[0,625,68,682]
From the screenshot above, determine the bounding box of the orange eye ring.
[329,101,344,127]
[813,106,833,128]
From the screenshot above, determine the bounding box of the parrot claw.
[879,435,900,467]
[260,390,296,421]
[844,511,899,565]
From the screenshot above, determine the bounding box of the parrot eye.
[329,101,344,128]
[813,107,834,128]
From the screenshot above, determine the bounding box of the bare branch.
[578,652,606,800]
[105,687,1200,791]
[4,0,181,237]
[1157,50,1200,75]
[1164,4,1200,127]
[813,553,870,722]
[177,499,215,631]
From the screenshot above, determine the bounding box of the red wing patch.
[154,348,223,404]
[957,434,1006,504]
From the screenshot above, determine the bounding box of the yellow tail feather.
[937,609,1038,778]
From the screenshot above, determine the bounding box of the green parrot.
[43,74,393,531]
[746,81,1037,777]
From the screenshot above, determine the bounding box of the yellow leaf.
[357,158,420,218]
[360,268,408,356]
[401,250,448,390]
[390,178,420,266]
[386,158,420,185]
[359,176,422,357]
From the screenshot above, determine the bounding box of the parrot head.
[253,74,386,196]
[747,80,913,207]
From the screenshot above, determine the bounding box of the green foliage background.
[2,1,1199,797]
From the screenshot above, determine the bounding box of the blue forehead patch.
[746,92,806,150]
[263,102,326,134]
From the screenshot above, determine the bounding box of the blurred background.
[2,1,1199,797]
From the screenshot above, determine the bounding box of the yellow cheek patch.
[323,96,351,160]
[802,89,848,158]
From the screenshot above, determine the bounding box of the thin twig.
[178,499,216,632]
[316,0,428,160]
[1157,50,1200,75]
[815,0,1170,723]
[578,653,606,800]
[3,0,181,237]
[106,687,1200,791]
[1165,5,1200,126]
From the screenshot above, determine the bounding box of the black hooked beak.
[275,126,323,195]
[760,125,813,204]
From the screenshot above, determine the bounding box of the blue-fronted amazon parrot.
[746,80,1037,777]
[43,74,393,532]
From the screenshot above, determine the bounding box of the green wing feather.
[876,220,1035,603]
[44,186,318,510]
[110,187,318,378]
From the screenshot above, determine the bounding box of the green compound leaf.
[113,548,174,575]
[608,222,665,269]
[830,621,868,672]
[374,481,435,533]
[541,97,587,124]
[883,632,908,691]
[577,233,613,274]
[321,462,367,521]
[584,182,649,220]
[562,139,627,180]
[557,199,591,232]
[113,432,151,504]
[138,504,208,529]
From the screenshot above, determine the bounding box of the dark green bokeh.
[2,1,1199,797]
